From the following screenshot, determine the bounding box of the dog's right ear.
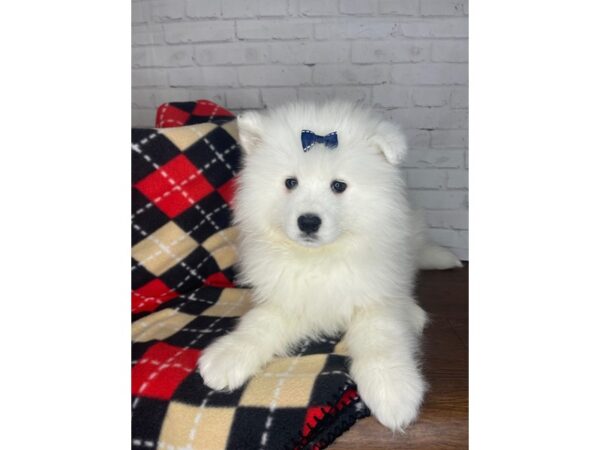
[236,111,264,154]
[369,120,408,166]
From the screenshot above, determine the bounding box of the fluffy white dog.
[199,101,461,431]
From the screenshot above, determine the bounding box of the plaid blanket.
[132,101,370,450]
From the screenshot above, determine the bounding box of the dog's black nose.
[297,214,321,234]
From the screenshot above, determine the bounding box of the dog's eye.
[285,177,298,190]
[331,180,347,193]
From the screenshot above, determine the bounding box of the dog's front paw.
[199,336,262,391]
[354,361,426,431]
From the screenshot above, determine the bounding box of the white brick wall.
[132,0,469,259]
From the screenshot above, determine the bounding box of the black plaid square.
[132,397,170,449]
[169,287,226,316]
[173,191,233,244]
[132,130,180,184]
[132,188,170,246]
[227,407,307,450]
[157,246,219,293]
[162,315,237,350]
[184,127,241,188]
[173,371,245,407]
[131,259,155,292]
[310,355,353,405]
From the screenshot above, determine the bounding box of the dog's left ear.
[369,120,408,166]
[236,111,264,154]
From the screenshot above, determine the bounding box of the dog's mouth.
[298,233,321,247]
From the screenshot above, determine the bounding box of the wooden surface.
[331,264,469,450]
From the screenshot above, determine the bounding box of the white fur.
[199,101,460,431]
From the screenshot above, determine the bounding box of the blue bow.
[301,130,338,152]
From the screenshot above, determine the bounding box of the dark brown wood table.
[330,264,469,449]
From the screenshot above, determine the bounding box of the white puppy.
[199,101,461,431]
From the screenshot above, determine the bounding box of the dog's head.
[234,102,408,249]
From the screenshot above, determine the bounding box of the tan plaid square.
[202,288,252,317]
[159,123,218,151]
[240,354,327,408]
[264,354,328,376]
[201,228,239,271]
[220,119,239,142]
[240,373,317,408]
[210,245,238,271]
[159,402,236,450]
[132,221,199,276]
[132,308,197,343]
[201,227,239,254]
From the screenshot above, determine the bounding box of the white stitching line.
[187,198,235,251]
[157,100,225,128]
[133,286,350,449]
[132,359,195,373]
[133,212,229,276]
[131,369,351,450]
[259,341,312,450]
[131,152,232,306]
[185,392,214,447]
[159,100,225,126]
[131,203,228,273]
[132,291,247,448]
[133,314,229,342]
[136,132,160,147]
[160,118,185,127]
[132,290,249,410]
[259,370,352,379]
[133,324,226,338]
[135,377,357,449]
[131,250,228,312]
[131,229,225,310]
[202,137,235,175]
[131,116,243,435]
[131,128,238,289]
[133,280,206,313]
[133,287,245,342]
[133,287,239,313]
[132,358,351,378]
[133,290,218,345]
[131,143,237,220]
[182,300,248,448]
[156,104,168,128]
[156,103,185,128]
[135,290,218,306]
[131,221,207,286]
[207,101,220,122]
[132,439,155,448]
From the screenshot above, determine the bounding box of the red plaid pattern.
[135,154,216,218]
[132,279,179,313]
[131,115,241,311]
[132,100,370,450]
[155,99,234,128]
[132,342,202,400]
